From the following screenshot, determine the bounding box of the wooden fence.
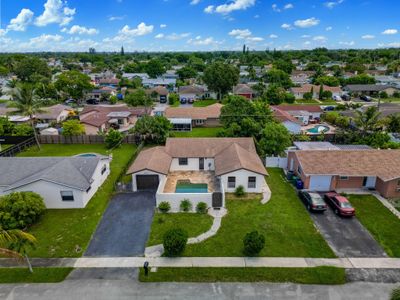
[38,134,139,144]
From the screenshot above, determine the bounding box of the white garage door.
[309,176,332,191]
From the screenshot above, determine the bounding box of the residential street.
[0,280,396,300]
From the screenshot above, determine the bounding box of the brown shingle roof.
[272,107,302,124]
[178,85,205,94]
[290,84,342,94]
[233,84,255,95]
[164,103,222,120]
[294,150,400,181]
[36,104,72,120]
[277,104,323,113]
[126,146,172,175]
[80,105,146,127]
[146,86,169,96]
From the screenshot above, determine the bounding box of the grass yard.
[18,144,137,258]
[170,101,180,107]
[381,97,400,103]
[139,267,346,284]
[348,194,400,257]
[183,168,335,257]
[193,99,218,107]
[0,268,73,283]
[294,99,321,104]
[172,127,222,138]
[147,213,214,246]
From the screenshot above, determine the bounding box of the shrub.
[243,231,265,256]
[180,199,192,212]
[320,90,333,100]
[303,92,313,100]
[391,287,400,300]
[163,228,188,256]
[379,91,389,99]
[105,128,123,149]
[196,202,208,214]
[284,93,295,104]
[62,119,85,136]
[323,111,339,124]
[234,185,245,197]
[393,92,400,99]
[109,95,118,104]
[158,201,171,213]
[0,192,46,230]
[169,93,179,105]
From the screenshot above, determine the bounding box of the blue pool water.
[78,153,98,157]
[175,183,208,193]
[307,125,330,134]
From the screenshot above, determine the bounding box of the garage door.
[136,175,159,190]
[309,176,332,191]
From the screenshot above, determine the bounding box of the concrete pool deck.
[163,171,219,193]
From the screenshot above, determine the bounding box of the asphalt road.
[85,192,156,257]
[0,280,395,300]
[309,207,387,258]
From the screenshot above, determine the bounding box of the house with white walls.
[127,138,267,212]
[0,155,111,209]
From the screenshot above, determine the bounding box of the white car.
[333,95,342,101]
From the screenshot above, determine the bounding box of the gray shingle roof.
[0,157,106,191]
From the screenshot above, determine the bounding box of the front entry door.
[199,158,204,170]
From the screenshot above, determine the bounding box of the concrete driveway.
[85,191,156,257]
[309,207,387,257]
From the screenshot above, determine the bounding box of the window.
[101,165,107,175]
[340,176,349,180]
[248,177,256,188]
[178,158,188,165]
[297,166,302,175]
[195,119,204,125]
[61,191,74,201]
[228,177,236,188]
[397,179,400,186]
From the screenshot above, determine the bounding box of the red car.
[324,192,355,217]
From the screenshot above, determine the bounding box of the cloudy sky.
[0,0,399,52]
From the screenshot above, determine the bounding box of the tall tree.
[203,62,239,100]
[145,59,165,78]
[55,70,92,102]
[258,122,292,156]
[354,106,381,136]
[13,57,51,82]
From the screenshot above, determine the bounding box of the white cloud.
[382,29,398,35]
[272,4,280,12]
[247,36,263,42]
[7,8,34,32]
[206,0,255,14]
[339,40,355,46]
[109,15,125,21]
[155,33,164,39]
[0,29,7,36]
[254,14,260,18]
[188,36,221,46]
[35,0,76,27]
[272,3,293,12]
[190,0,201,4]
[313,35,327,42]
[294,17,320,28]
[326,26,332,31]
[160,24,167,28]
[362,34,375,39]
[324,0,344,9]
[30,34,63,44]
[284,3,294,9]
[119,23,154,36]
[281,23,292,30]
[269,34,278,39]
[165,33,191,40]
[301,34,311,38]
[229,29,252,39]
[64,25,98,35]
[378,42,400,48]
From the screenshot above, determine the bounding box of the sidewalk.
[2,257,400,269]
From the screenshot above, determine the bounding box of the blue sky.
[0,0,399,52]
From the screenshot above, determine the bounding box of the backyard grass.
[139,267,346,284]
[0,268,73,283]
[182,168,335,257]
[17,144,137,258]
[193,99,218,107]
[147,213,214,246]
[294,99,320,104]
[348,194,400,257]
[172,127,222,138]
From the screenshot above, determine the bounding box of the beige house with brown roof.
[290,84,343,99]
[288,149,400,198]
[127,137,267,211]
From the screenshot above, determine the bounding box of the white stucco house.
[0,155,111,209]
[272,107,302,134]
[127,138,267,212]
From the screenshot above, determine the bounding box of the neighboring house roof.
[178,85,205,94]
[146,86,169,96]
[164,103,222,120]
[343,84,400,92]
[0,156,107,191]
[272,107,302,125]
[99,78,120,85]
[293,142,340,150]
[290,84,342,94]
[277,105,323,113]
[233,84,255,95]
[80,105,146,127]
[294,150,400,181]
[35,104,72,121]
[127,137,267,176]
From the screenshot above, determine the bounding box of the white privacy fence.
[265,156,288,168]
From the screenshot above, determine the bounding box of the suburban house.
[145,86,169,102]
[287,148,400,198]
[272,107,302,134]
[142,77,176,88]
[164,103,223,131]
[35,104,73,124]
[0,107,30,123]
[178,85,206,102]
[0,155,111,208]
[341,103,400,120]
[127,138,267,211]
[80,105,146,134]
[275,105,323,125]
[98,78,120,87]
[122,73,150,80]
[86,86,117,100]
[290,71,314,85]
[233,84,256,100]
[343,84,400,96]
[290,84,343,100]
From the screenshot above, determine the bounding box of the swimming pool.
[77,153,98,157]
[307,125,330,134]
[175,182,208,193]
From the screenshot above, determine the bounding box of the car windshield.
[340,202,353,208]
[310,194,324,204]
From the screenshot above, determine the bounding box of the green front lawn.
[193,99,218,107]
[0,268,73,283]
[381,97,400,103]
[139,267,345,284]
[182,168,335,257]
[294,99,321,104]
[172,127,222,138]
[18,144,137,258]
[348,194,400,257]
[147,213,213,246]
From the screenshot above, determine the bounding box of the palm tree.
[354,106,381,136]
[8,83,45,149]
[0,227,37,272]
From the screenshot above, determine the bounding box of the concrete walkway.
[145,208,227,258]
[3,257,400,269]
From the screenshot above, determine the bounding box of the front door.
[199,158,204,170]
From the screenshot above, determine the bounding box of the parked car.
[64,98,76,105]
[360,95,372,102]
[323,106,335,111]
[86,99,99,105]
[180,98,187,104]
[188,98,195,104]
[324,192,355,217]
[333,95,342,101]
[298,191,327,212]
[341,94,351,101]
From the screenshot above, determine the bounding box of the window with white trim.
[60,191,74,201]
[178,158,188,165]
[101,165,107,175]
[228,177,236,188]
[248,176,256,188]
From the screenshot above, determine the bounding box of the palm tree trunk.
[30,117,41,150]
[25,254,33,273]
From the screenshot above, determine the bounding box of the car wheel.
[307,205,311,211]
[334,209,339,215]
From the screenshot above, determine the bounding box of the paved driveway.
[85,192,155,257]
[309,207,387,257]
